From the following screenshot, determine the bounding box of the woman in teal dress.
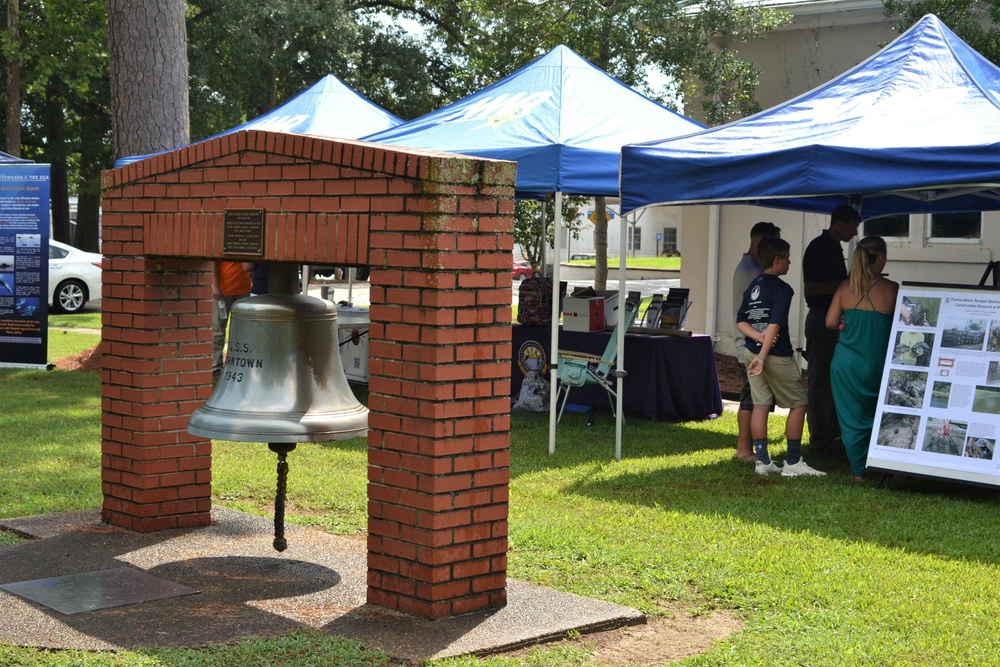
[826,236,899,480]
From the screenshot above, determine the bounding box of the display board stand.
[0,164,51,369]
[867,280,1000,489]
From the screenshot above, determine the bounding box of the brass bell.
[188,291,369,551]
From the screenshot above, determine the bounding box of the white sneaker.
[755,461,781,475]
[781,459,827,477]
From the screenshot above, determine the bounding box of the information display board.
[0,164,51,368]
[868,282,1000,487]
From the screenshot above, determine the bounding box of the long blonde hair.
[850,235,887,295]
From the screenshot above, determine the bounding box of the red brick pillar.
[365,162,515,618]
[99,132,517,619]
[99,193,214,531]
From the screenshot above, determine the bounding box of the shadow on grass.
[509,408,1000,564]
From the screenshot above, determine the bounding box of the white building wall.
[682,205,998,358]
[552,199,684,261]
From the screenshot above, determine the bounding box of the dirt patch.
[503,609,743,666]
[715,353,743,399]
[52,344,103,372]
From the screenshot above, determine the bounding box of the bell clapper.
[269,442,297,552]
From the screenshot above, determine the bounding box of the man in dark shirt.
[802,205,861,452]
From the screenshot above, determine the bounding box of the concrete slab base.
[0,508,644,661]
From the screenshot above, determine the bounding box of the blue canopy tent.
[0,151,31,163]
[620,15,1000,218]
[364,45,704,198]
[365,45,706,459]
[115,75,404,167]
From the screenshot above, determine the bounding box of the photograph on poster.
[0,254,12,269]
[963,436,994,460]
[898,295,939,327]
[988,321,1000,352]
[876,412,920,450]
[972,385,1000,414]
[923,418,966,456]
[891,331,934,366]
[931,381,951,409]
[14,297,38,316]
[0,272,13,296]
[14,234,40,248]
[987,361,1000,386]
[886,368,928,408]
[939,318,987,350]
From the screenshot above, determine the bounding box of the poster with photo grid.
[868,282,1000,486]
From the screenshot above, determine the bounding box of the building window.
[662,227,678,254]
[628,226,642,252]
[865,212,982,243]
[865,214,909,239]
[929,211,981,240]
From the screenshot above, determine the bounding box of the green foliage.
[187,0,358,139]
[884,0,1000,65]
[373,0,792,125]
[513,195,588,269]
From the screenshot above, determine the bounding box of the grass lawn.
[3,324,1000,665]
[570,257,681,271]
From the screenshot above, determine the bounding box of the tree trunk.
[43,79,71,243]
[75,98,108,252]
[593,196,608,291]
[106,0,189,159]
[49,160,70,243]
[5,0,19,157]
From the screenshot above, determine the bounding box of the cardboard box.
[594,290,620,328]
[562,296,605,332]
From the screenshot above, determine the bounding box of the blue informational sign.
[0,164,51,368]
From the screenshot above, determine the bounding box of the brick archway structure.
[99,130,515,619]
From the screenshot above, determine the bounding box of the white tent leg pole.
[706,205,720,342]
[548,191,562,455]
[615,210,629,461]
[539,199,547,272]
[347,266,354,304]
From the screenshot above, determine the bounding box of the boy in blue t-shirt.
[737,237,826,477]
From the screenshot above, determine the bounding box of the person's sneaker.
[755,460,781,475]
[781,459,827,477]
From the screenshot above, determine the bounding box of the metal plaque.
[223,209,265,256]
[0,567,199,614]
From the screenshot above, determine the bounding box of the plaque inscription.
[223,209,265,256]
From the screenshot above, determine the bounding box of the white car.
[49,239,102,313]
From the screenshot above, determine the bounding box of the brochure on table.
[868,282,1000,487]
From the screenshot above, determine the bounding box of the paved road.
[83,276,682,313]
[312,276,682,310]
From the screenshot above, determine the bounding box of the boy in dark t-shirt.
[737,237,826,478]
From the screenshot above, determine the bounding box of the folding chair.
[555,300,638,424]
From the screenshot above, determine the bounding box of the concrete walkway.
[0,508,643,660]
